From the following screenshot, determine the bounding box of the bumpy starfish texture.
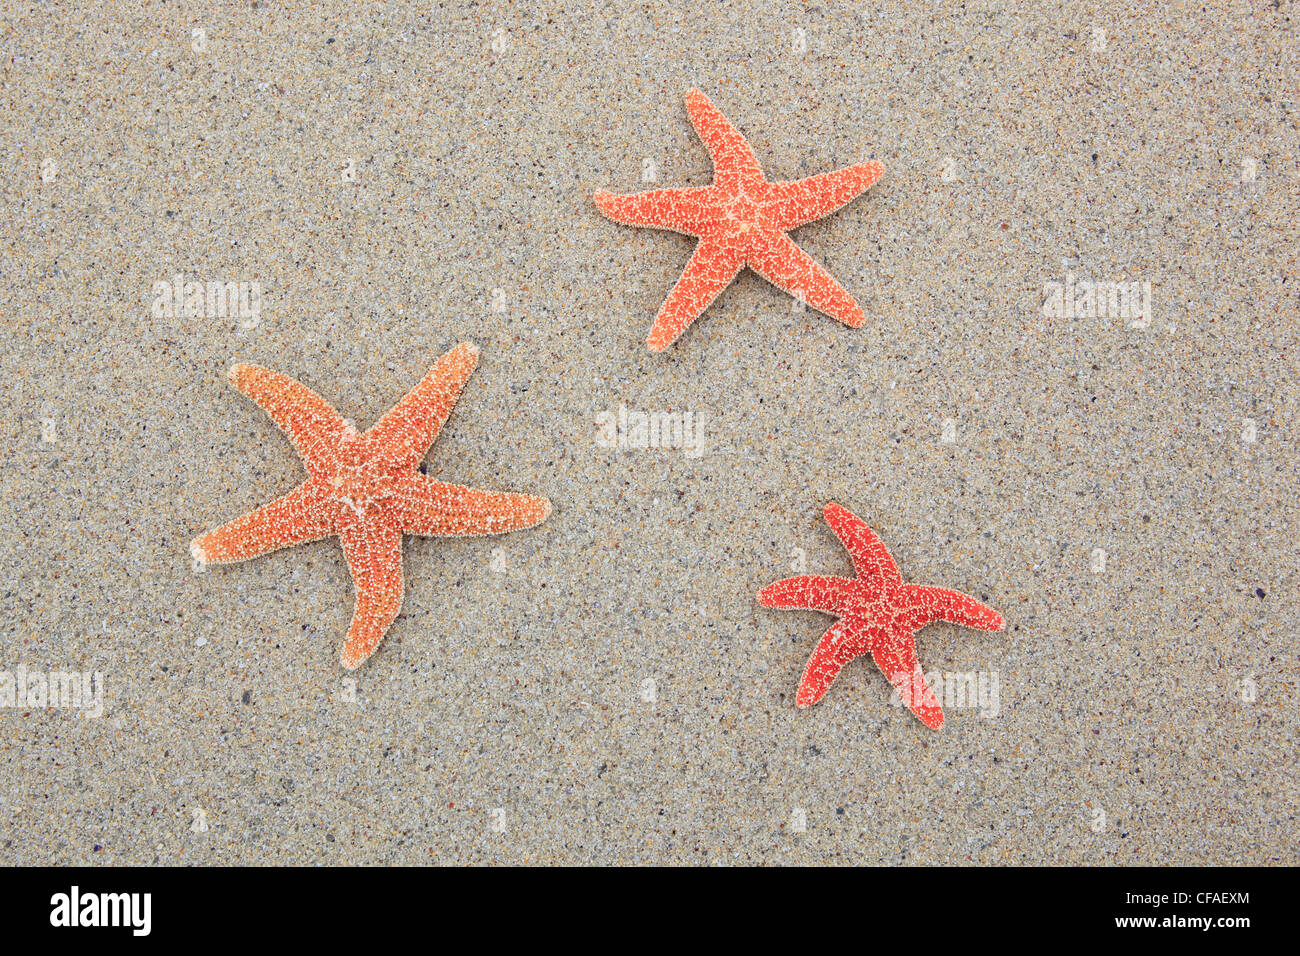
[594,88,883,352]
[191,343,551,669]
[759,503,1003,729]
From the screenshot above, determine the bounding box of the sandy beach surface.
[2,1,1296,864]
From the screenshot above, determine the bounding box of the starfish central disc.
[725,196,760,225]
[330,462,400,513]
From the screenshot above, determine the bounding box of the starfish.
[593,88,883,352]
[190,343,551,669]
[758,503,1003,729]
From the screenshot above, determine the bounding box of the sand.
[1,0,1296,864]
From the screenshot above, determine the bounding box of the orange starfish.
[758,503,1003,729]
[191,343,551,669]
[594,88,883,352]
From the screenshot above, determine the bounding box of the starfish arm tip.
[227,363,250,387]
[189,539,208,566]
[646,320,682,352]
[505,493,552,529]
[757,582,797,608]
[592,190,634,223]
[794,686,822,708]
[339,647,365,671]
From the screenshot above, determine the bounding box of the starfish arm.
[796,618,876,707]
[338,523,404,670]
[906,584,1004,632]
[228,364,351,478]
[757,575,852,615]
[396,475,551,536]
[822,503,901,585]
[872,633,945,730]
[748,231,867,328]
[646,236,746,352]
[684,88,764,189]
[364,343,477,470]
[593,186,718,236]
[764,161,883,231]
[191,482,334,565]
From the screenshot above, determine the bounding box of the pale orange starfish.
[594,88,883,352]
[759,503,1003,729]
[191,343,551,669]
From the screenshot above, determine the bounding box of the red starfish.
[594,88,883,352]
[191,343,551,669]
[758,503,1003,729]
